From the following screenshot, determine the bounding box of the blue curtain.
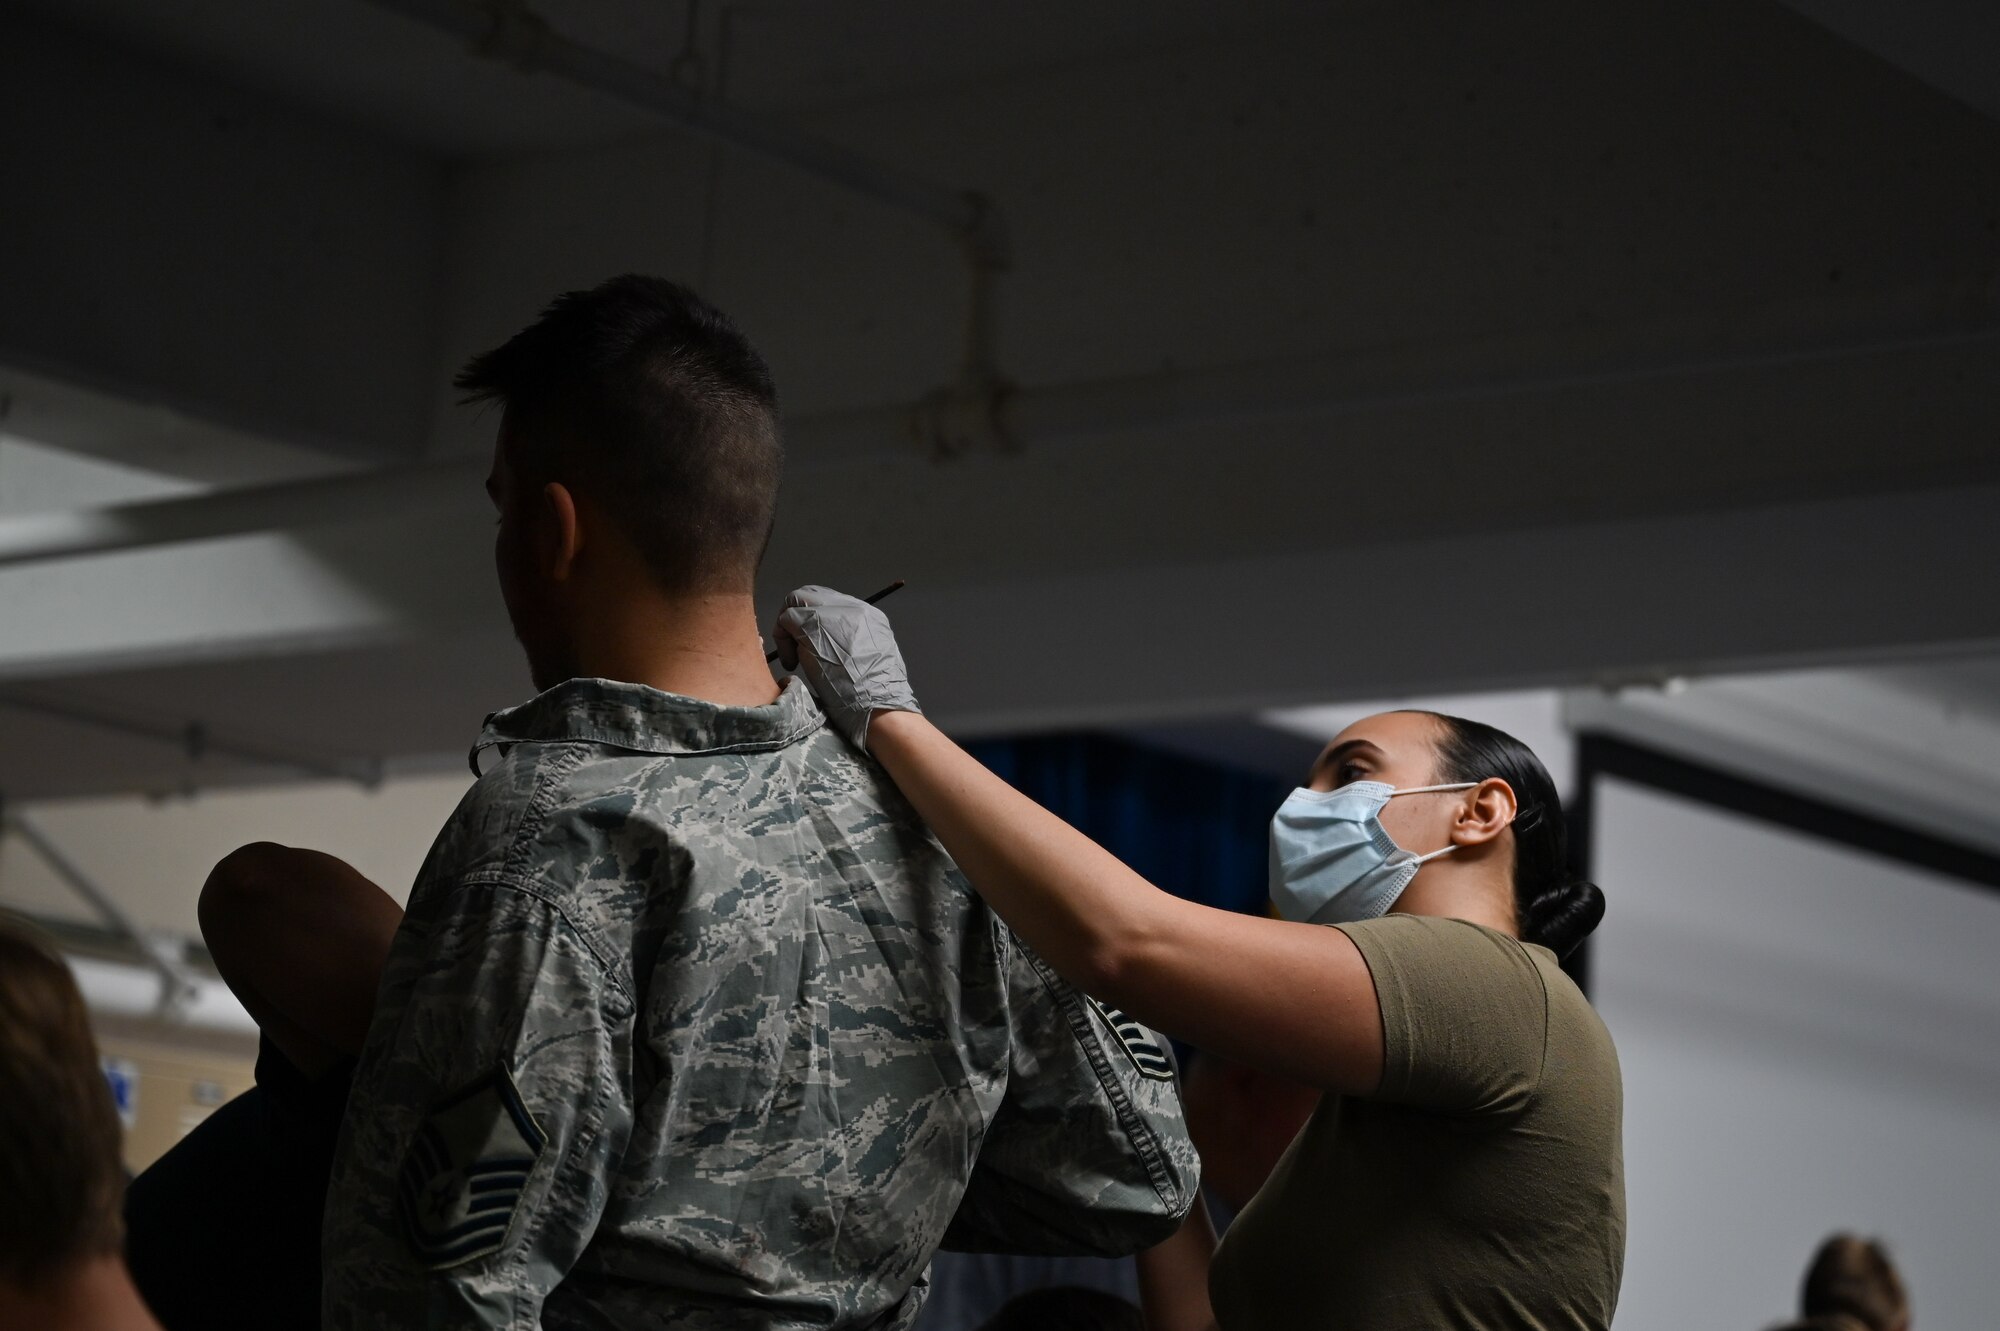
[962,732,1290,917]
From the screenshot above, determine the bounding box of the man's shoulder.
[414,728,981,968]
[537,724,910,838]
[442,726,945,878]
[412,741,601,890]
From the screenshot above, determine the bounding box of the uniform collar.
[470,675,824,772]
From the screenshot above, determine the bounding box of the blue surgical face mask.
[1268,780,1479,926]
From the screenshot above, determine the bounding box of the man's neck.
[0,1256,163,1331]
[563,587,781,708]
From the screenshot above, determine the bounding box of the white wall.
[0,771,474,935]
[1261,689,1576,797]
[1593,777,2000,1331]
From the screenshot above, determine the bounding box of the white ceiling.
[2,0,1997,801]
[5,0,1300,158]
[1779,0,2000,122]
[1863,657,2000,727]
[1565,660,2000,858]
[3,0,1996,1063]
[12,0,1996,168]
[1132,658,2000,861]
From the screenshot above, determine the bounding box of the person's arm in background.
[197,844,404,1077]
[774,588,1384,1096]
[1135,1202,1219,1331]
[321,875,634,1330]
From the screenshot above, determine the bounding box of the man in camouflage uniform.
[323,669,1195,1329]
[148,276,1195,1331]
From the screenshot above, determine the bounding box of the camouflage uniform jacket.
[321,676,1198,1330]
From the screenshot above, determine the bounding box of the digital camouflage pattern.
[321,676,1198,1330]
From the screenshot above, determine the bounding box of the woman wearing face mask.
[774,587,1624,1331]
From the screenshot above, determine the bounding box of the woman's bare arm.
[1136,1198,1220,1331]
[867,711,1383,1095]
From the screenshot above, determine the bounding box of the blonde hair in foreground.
[0,920,127,1287]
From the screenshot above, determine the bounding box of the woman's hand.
[773,585,922,752]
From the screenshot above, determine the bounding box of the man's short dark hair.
[457,275,783,592]
[0,922,127,1286]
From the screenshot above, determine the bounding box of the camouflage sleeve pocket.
[941,941,1198,1256]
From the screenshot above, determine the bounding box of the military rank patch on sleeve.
[1088,997,1177,1081]
[397,1065,547,1270]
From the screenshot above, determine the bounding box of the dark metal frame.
[1561,730,2000,995]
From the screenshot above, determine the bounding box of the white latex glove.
[773,585,922,752]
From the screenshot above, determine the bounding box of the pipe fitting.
[958,191,1014,275]
[472,0,552,72]
[911,375,1015,460]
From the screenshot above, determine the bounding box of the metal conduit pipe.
[5,811,202,1016]
[1003,321,2000,445]
[67,953,256,1035]
[363,0,1012,267]
[362,0,1015,453]
[0,320,1993,568]
[0,691,383,787]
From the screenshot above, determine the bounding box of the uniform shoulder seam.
[499,743,592,880]
[489,744,638,1008]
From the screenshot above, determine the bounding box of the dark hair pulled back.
[1419,712,1605,958]
[1801,1235,1907,1331]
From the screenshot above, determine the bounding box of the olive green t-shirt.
[1208,915,1625,1330]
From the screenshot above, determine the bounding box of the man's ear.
[1451,778,1518,848]
[538,481,583,581]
